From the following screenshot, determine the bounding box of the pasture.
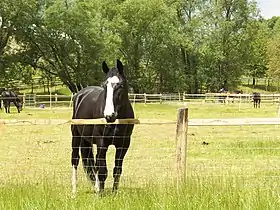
[0,103,280,209]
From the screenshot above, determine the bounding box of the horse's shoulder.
[73,86,104,104]
[76,86,103,95]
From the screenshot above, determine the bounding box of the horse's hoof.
[112,189,118,195]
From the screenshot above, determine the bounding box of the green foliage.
[1,0,278,93]
[267,18,280,79]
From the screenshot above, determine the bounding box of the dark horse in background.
[227,90,243,103]
[252,92,261,108]
[0,90,23,113]
[71,60,134,196]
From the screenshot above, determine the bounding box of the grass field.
[0,103,280,209]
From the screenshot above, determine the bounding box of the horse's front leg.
[71,126,81,197]
[95,143,108,193]
[113,142,129,193]
[80,139,96,184]
[4,102,8,113]
[8,102,10,113]
[14,102,20,113]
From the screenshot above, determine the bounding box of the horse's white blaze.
[95,173,100,193]
[72,166,77,197]
[104,76,120,116]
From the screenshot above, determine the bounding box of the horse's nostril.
[105,114,117,123]
[105,115,112,120]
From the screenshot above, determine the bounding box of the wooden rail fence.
[11,92,280,109]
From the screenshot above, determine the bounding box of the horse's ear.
[116,59,123,74]
[102,61,109,74]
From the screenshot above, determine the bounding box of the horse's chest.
[78,124,132,140]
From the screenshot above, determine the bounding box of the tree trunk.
[43,82,46,93]
[159,72,163,93]
[47,80,50,94]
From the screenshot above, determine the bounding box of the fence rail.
[6,92,280,108]
[1,117,279,126]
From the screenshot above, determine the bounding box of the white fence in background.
[16,92,280,108]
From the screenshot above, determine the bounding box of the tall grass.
[1,176,279,210]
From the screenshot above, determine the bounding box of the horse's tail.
[80,139,96,183]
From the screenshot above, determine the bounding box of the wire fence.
[0,111,280,190]
[0,122,177,188]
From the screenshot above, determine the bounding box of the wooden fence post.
[49,92,52,109]
[55,94,58,107]
[23,93,26,108]
[238,94,241,111]
[34,94,37,107]
[144,93,147,104]
[175,107,189,187]
[69,93,74,109]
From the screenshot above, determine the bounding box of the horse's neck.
[119,100,133,118]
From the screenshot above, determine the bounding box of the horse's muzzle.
[105,113,117,123]
[18,103,23,111]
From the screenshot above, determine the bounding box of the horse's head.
[16,99,23,112]
[102,59,128,123]
[13,94,23,112]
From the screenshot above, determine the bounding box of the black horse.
[0,90,23,113]
[71,60,134,196]
[252,92,261,108]
[228,90,243,104]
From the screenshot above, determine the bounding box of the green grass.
[1,102,279,119]
[1,178,279,210]
[0,103,280,209]
[240,77,280,93]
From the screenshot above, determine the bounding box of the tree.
[16,0,118,93]
[244,19,268,87]
[112,0,184,93]
[0,0,38,84]
[200,0,260,91]
[267,18,280,80]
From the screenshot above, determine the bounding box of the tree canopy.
[0,0,279,93]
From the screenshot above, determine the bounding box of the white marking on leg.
[72,166,77,197]
[95,172,100,193]
[104,76,120,116]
